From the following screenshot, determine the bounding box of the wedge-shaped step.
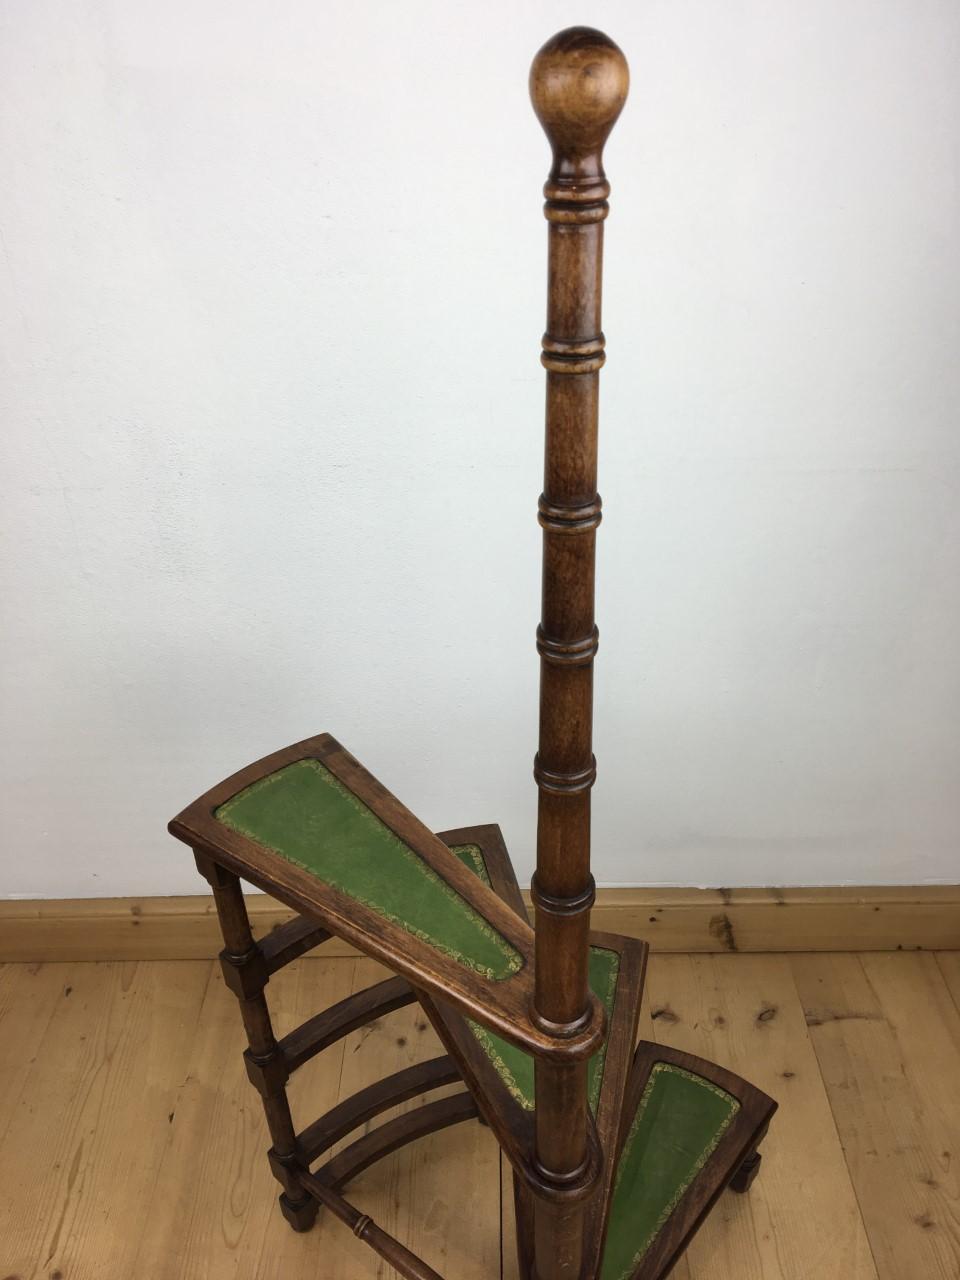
[419,824,648,1251]
[168,733,604,1062]
[469,944,623,1113]
[597,1042,777,1280]
[440,829,633,1115]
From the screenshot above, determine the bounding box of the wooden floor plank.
[0,960,209,1280]
[936,950,960,1016]
[0,961,72,1149]
[642,953,879,1280]
[131,955,356,1280]
[2,952,958,1278]
[248,956,361,1280]
[395,1077,500,1277]
[501,1160,518,1280]
[793,952,960,1279]
[315,958,500,1279]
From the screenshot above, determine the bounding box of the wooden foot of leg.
[729,1150,762,1194]
[279,1191,320,1232]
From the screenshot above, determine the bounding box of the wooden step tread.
[169,733,604,1062]
[598,1042,777,1280]
[469,943,621,1112]
[440,826,633,1116]
[425,825,648,1241]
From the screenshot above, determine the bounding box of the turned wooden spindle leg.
[730,1150,763,1194]
[194,850,319,1231]
[528,28,629,1280]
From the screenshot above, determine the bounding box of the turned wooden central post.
[529,28,629,1280]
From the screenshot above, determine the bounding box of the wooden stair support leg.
[528,29,629,1280]
[193,851,317,1230]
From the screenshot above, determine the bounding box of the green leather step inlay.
[600,1063,740,1280]
[449,844,491,885]
[215,760,522,981]
[469,947,619,1112]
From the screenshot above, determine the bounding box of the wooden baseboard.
[1,885,957,963]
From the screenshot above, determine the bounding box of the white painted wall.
[2,0,958,898]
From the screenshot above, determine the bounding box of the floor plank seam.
[790,955,886,1280]
[934,952,960,1021]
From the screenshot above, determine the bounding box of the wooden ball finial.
[529,27,629,190]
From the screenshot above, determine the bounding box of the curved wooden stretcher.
[169,27,776,1280]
